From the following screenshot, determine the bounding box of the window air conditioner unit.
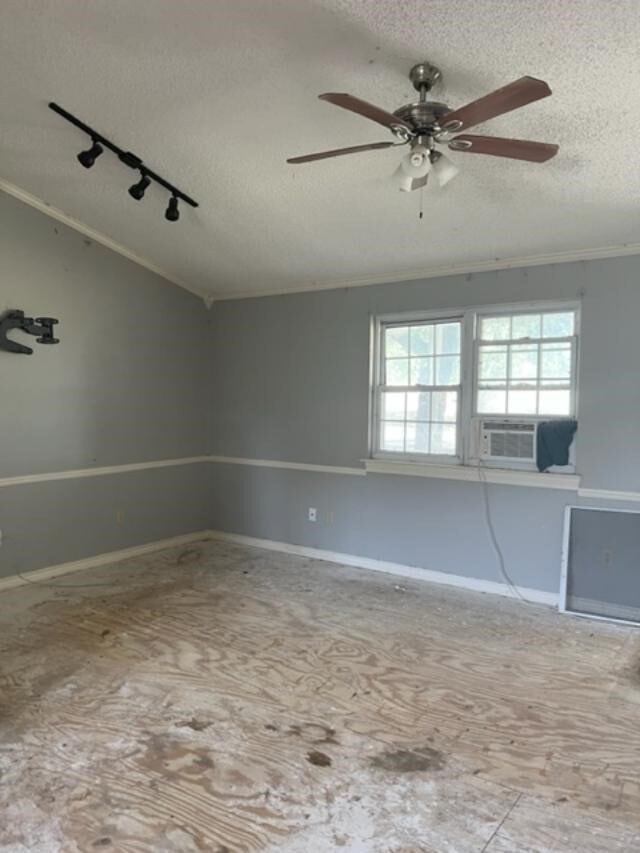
[479,419,537,462]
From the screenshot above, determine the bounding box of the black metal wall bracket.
[0,310,60,355]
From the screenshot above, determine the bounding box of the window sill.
[364,458,581,491]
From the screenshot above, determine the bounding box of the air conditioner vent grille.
[489,430,535,459]
[479,419,537,462]
[483,421,535,433]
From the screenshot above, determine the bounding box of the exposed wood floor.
[1,539,639,852]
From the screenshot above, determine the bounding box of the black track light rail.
[48,102,198,208]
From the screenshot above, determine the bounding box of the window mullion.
[460,310,475,463]
[536,339,542,415]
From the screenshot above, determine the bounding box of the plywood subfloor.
[1,540,639,852]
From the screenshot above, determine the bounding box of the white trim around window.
[370,300,580,475]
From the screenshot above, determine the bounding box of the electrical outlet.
[308,507,317,522]
[116,509,126,525]
[325,510,335,525]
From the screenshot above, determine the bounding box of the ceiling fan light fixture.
[401,145,431,176]
[395,144,432,191]
[396,170,429,192]
[430,151,460,187]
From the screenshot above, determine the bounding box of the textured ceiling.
[1,0,639,299]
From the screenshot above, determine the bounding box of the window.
[372,303,578,468]
[476,310,576,417]
[378,318,462,457]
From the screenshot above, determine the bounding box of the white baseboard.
[0,527,557,608]
[0,531,212,592]
[208,530,558,607]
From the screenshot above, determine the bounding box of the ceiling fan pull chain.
[419,183,425,220]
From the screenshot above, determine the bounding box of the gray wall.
[0,192,210,578]
[4,187,639,595]
[207,257,640,593]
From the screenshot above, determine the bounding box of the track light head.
[128,173,151,201]
[77,140,103,169]
[165,195,180,222]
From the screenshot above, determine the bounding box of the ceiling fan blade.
[439,77,552,133]
[449,134,559,162]
[319,93,411,131]
[287,141,394,164]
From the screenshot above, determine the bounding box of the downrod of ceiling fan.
[409,62,442,94]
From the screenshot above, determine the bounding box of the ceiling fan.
[287,62,558,191]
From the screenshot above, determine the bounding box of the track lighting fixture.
[128,173,151,200]
[77,140,103,169]
[165,195,180,222]
[49,102,198,220]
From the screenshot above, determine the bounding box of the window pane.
[477,388,506,413]
[510,345,539,379]
[539,388,571,415]
[475,308,576,419]
[541,344,571,379]
[436,322,461,354]
[543,312,574,338]
[381,421,404,452]
[385,326,409,357]
[386,358,409,385]
[512,314,541,339]
[410,357,433,386]
[410,325,433,356]
[508,388,537,415]
[480,316,510,341]
[405,422,430,454]
[382,392,405,420]
[406,392,430,421]
[479,346,507,380]
[431,390,458,422]
[435,355,460,385]
[430,423,457,455]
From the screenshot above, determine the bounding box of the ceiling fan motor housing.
[392,101,451,137]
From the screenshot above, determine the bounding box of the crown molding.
[5,176,640,305]
[0,177,207,300]
[213,242,640,301]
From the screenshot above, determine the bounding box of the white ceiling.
[1,0,639,300]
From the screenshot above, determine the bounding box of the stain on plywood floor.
[1,540,639,851]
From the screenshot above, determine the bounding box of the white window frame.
[472,305,579,420]
[371,310,464,465]
[370,300,580,471]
